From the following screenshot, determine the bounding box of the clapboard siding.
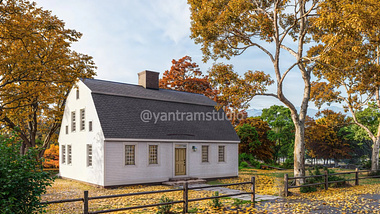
[187,143,238,178]
[58,81,105,186]
[104,142,173,186]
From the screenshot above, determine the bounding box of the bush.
[239,161,249,168]
[281,158,294,169]
[300,167,347,193]
[156,195,173,214]
[300,184,317,193]
[209,191,223,208]
[0,134,54,213]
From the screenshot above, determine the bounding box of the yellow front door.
[175,148,186,176]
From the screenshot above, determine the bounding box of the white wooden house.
[58,70,240,187]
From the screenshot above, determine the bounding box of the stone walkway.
[186,183,281,201]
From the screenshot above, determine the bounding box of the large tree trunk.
[294,121,306,183]
[372,136,380,172]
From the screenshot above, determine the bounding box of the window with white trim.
[202,145,209,162]
[61,145,66,164]
[80,109,85,131]
[125,145,135,165]
[67,145,72,164]
[65,125,68,134]
[149,145,158,164]
[87,144,92,167]
[218,146,225,162]
[71,111,76,132]
[89,121,93,132]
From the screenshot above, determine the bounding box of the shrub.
[239,161,249,168]
[300,167,347,193]
[209,191,223,208]
[281,158,294,169]
[156,195,173,214]
[0,134,54,213]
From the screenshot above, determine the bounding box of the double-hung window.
[87,144,92,167]
[202,145,209,163]
[149,145,158,164]
[218,146,225,162]
[71,111,76,132]
[80,109,85,131]
[67,145,72,164]
[62,145,66,164]
[125,145,135,165]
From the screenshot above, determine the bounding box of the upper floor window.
[65,125,68,135]
[89,121,93,132]
[218,146,225,162]
[76,88,79,99]
[149,145,158,164]
[71,111,76,132]
[80,109,85,131]
[202,145,209,163]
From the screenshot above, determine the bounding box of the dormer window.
[76,88,79,99]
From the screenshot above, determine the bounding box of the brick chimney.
[138,70,159,89]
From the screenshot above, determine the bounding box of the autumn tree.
[159,56,215,98]
[236,117,275,162]
[261,105,295,164]
[208,63,272,125]
[189,0,320,180]
[0,0,96,157]
[160,56,250,125]
[309,0,380,171]
[43,144,59,168]
[305,110,352,165]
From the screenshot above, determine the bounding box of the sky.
[36,0,322,110]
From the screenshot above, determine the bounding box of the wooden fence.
[284,169,380,196]
[41,177,255,214]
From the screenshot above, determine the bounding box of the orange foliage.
[159,56,216,98]
[43,144,59,168]
[305,111,351,160]
[160,56,248,125]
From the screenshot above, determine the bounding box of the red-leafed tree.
[159,56,215,98]
[160,56,250,125]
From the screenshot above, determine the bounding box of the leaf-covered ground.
[42,169,380,213]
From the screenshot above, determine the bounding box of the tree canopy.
[261,105,295,164]
[189,0,320,180]
[0,0,96,156]
[305,110,352,163]
[236,117,275,162]
[309,0,380,171]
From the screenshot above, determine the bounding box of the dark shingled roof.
[82,78,240,142]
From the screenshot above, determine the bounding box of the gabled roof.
[82,78,240,142]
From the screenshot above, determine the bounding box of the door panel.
[175,148,186,176]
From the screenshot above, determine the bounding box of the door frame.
[173,143,188,177]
